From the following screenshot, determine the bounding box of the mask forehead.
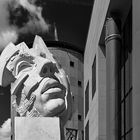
[0,42,30,87]
[33,35,56,63]
[0,35,57,87]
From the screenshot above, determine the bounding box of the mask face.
[0,36,72,125]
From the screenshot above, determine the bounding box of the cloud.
[0,29,18,52]
[10,0,50,34]
[0,119,11,140]
[0,0,57,52]
[0,0,18,51]
[0,0,10,29]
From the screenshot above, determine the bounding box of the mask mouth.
[41,78,66,100]
[41,79,61,92]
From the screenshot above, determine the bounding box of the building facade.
[49,47,84,140]
[83,0,140,139]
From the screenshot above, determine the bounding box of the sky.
[0,0,93,52]
[0,0,93,135]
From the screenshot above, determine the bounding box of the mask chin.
[41,98,66,117]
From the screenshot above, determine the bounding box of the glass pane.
[121,136,124,140]
[85,121,89,140]
[126,130,132,140]
[92,56,96,98]
[125,92,132,133]
[128,53,132,88]
[85,82,89,117]
[121,66,124,101]
[121,102,124,136]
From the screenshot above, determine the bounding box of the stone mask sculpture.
[0,35,72,126]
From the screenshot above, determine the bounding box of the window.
[66,128,77,140]
[120,88,132,140]
[118,9,132,140]
[78,114,82,121]
[92,56,96,98]
[85,121,89,140]
[78,80,82,87]
[82,130,84,140]
[85,82,89,117]
[72,96,74,101]
[70,61,74,67]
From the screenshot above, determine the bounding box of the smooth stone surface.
[15,117,60,140]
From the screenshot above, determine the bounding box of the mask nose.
[39,60,55,77]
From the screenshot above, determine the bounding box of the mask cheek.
[60,74,69,91]
[55,71,69,89]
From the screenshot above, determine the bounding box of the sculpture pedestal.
[14,117,61,140]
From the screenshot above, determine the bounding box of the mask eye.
[15,61,33,76]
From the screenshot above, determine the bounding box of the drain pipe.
[105,17,121,140]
